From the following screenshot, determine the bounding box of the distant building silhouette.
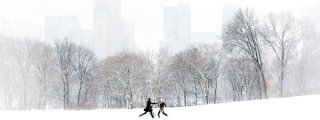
[161,4,191,55]
[44,15,81,45]
[93,0,136,58]
[191,32,218,45]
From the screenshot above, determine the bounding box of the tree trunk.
[279,47,285,97]
[175,85,181,107]
[193,78,198,105]
[213,79,218,103]
[63,81,66,109]
[184,90,187,106]
[260,68,268,99]
[183,77,187,106]
[205,80,209,104]
[279,63,284,97]
[77,79,83,105]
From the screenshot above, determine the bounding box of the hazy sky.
[0,0,319,50]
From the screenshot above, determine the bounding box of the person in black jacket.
[158,99,168,118]
[139,98,158,118]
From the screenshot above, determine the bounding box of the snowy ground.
[1,95,320,120]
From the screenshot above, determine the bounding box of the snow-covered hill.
[1,95,320,120]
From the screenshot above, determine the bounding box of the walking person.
[158,99,168,118]
[139,98,158,118]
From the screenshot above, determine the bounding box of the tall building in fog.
[161,4,191,55]
[44,15,81,45]
[80,30,93,49]
[93,0,135,58]
[191,32,218,45]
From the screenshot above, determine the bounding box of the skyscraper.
[44,15,81,45]
[93,0,136,58]
[80,30,93,49]
[191,32,218,45]
[161,4,191,55]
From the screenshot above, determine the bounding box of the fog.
[0,0,320,110]
[1,0,319,50]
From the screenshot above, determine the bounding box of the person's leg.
[162,110,168,116]
[149,111,154,118]
[158,110,161,118]
[139,111,147,117]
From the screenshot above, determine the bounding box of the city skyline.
[0,0,319,52]
[1,0,320,113]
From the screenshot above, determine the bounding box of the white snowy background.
[1,95,319,120]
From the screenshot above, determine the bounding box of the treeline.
[0,8,320,110]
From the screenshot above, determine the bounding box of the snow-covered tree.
[261,13,302,97]
[54,39,76,109]
[73,45,97,108]
[29,41,55,110]
[222,8,268,99]
[100,52,151,109]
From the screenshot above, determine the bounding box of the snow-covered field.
[1,95,320,120]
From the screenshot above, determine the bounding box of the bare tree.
[170,52,190,106]
[100,52,151,109]
[294,21,320,95]
[29,41,55,110]
[222,8,268,99]
[144,51,160,102]
[185,47,210,104]
[54,39,76,109]
[198,44,220,104]
[12,40,36,110]
[144,49,172,104]
[261,13,302,97]
[97,60,115,108]
[0,37,17,110]
[73,45,97,108]
[184,47,202,105]
[223,49,259,101]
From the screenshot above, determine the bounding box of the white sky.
[0,0,319,50]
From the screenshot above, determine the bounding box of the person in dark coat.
[158,99,168,118]
[139,98,158,118]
